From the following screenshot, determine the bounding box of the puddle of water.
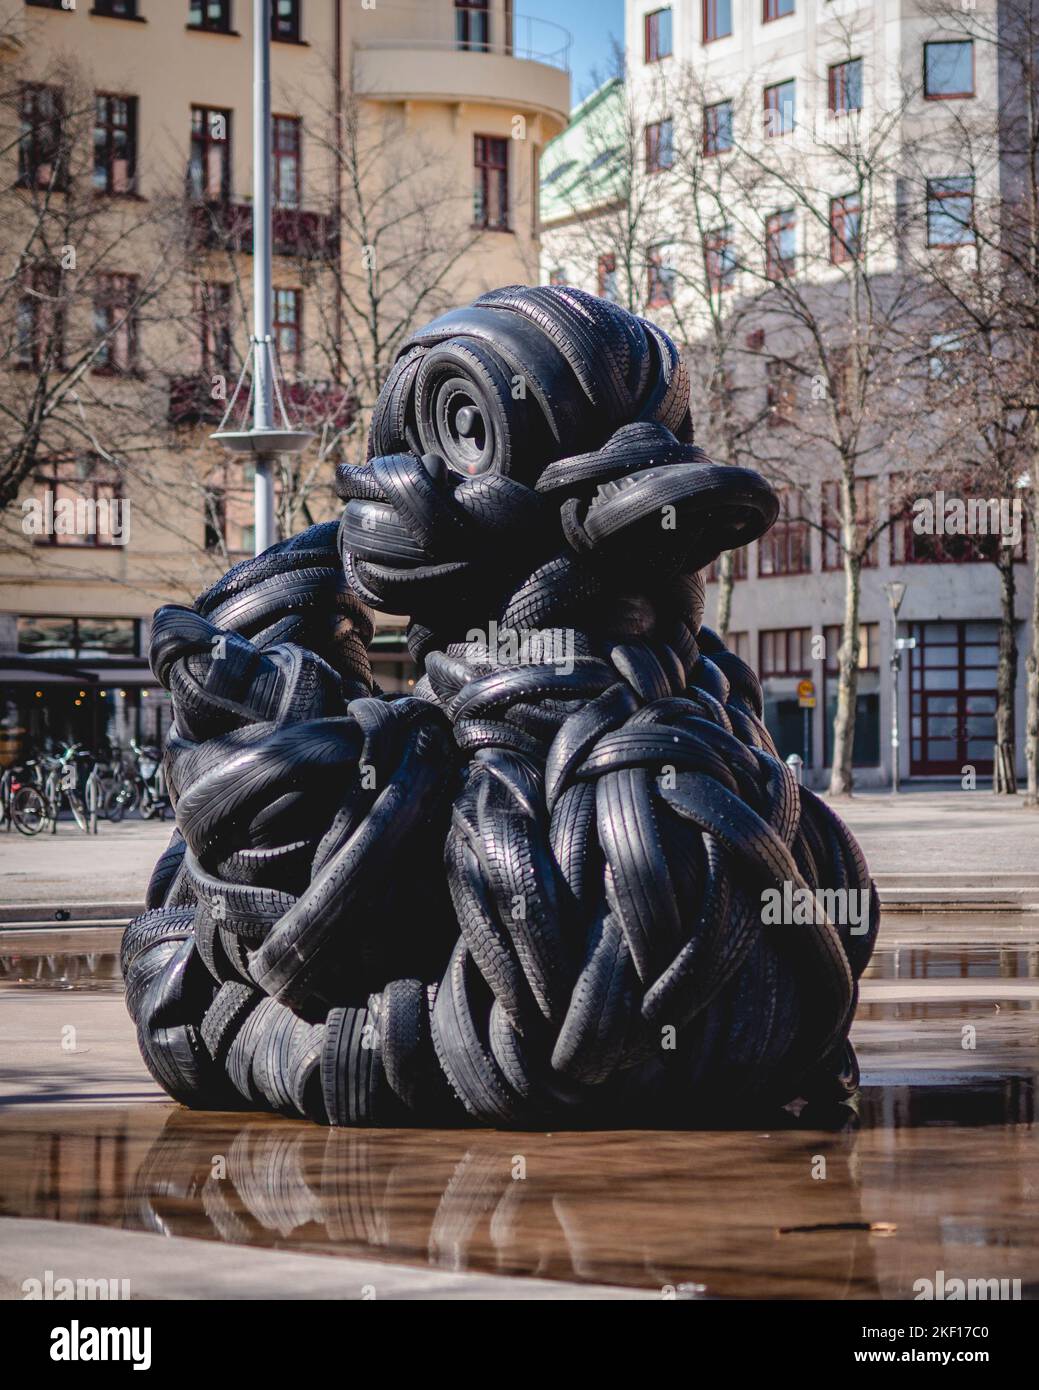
[0,1103,1035,1298]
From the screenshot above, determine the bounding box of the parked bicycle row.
[0,740,169,836]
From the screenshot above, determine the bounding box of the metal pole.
[890,617,900,795]
[252,0,276,555]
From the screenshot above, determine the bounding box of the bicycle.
[0,762,48,835]
[41,743,102,835]
[100,747,139,822]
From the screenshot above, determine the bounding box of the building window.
[765,359,797,426]
[93,94,137,195]
[272,115,301,208]
[703,99,733,155]
[821,478,877,569]
[190,106,232,202]
[647,242,676,307]
[18,84,66,191]
[763,79,796,138]
[18,615,139,656]
[272,0,300,42]
[926,177,974,247]
[705,548,747,582]
[645,7,673,63]
[31,457,124,549]
[189,1,233,32]
[17,264,64,371]
[765,208,796,278]
[597,253,618,300]
[645,118,674,172]
[93,1,139,16]
[763,0,794,21]
[93,273,139,374]
[928,330,966,381]
[759,628,812,677]
[924,40,974,99]
[758,488,809,574]
[199,282,233,375]
[828,58,863,114]
[703,0,732,43]
[823,623,879,672]
[273,287,302,371]
[455,0,490,52]
[830,192,861,263]
[705,224,736,292]
[474,135,509,230]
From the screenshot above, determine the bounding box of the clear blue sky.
[519,0,626,107]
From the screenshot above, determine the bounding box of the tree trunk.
[714,548,734,639]
[994,545,1018,794]
[828,478,861,797]
[1025,474,1039,806]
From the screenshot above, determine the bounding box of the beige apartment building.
[0,0,569,757]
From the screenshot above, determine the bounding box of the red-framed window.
[765,359,797,426]
[647,242,676,307]
[828,58,863,114]
[198,281,233,376]
[16,264,64,371]
[705,547,748,582]
[926,177,974,247]
[703,99,733,155]
[273,286,302,371]
[763,78,796,138]
[644,7,673,63]
[190,106,232,201]
[272,114,301,209]
[763,0,794,22]
[765,208,796,278]
[824,622,879,672]
[189,1,233,33]
[924,40,974,99]
[18,84,67,191]
[93,273,139,375]
[830,192,862,263]
[455,0,490,52]
[597,252,618,300]
[758,488,810,575]
[705,224,736,292]
[703,0,732,43]
[93,94,137,195]
[645,118,674,172]
[759,627,812,677]
[909,621,997,775]
[272,0,301,42]
[821,478,877,570]
[31,456,124,549]
[473,135,509,229]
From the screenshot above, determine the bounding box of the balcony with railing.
[188,202,338,261]
[169,375,354,429]
[353,3,570,132]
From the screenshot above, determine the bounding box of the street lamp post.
[210,0,312,556]
[885,580,907,794]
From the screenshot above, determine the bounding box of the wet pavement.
[0,915,1036,1298]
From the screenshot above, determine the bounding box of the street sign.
[797,678,816,709]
